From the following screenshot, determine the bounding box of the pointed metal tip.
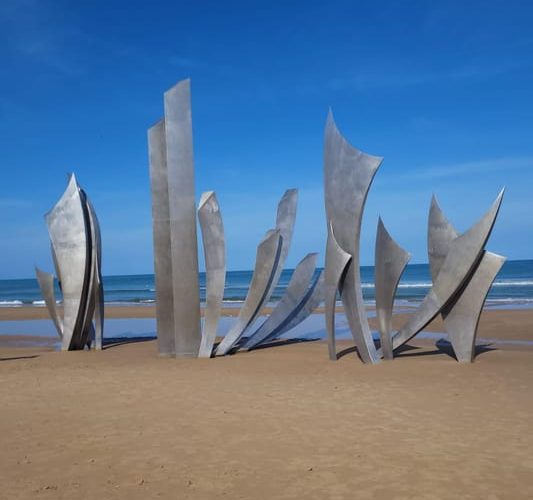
[199,190,216,209]
[491,188,505,213]
[325,108,336,130]
[164,78,191,98]
[261,228,280,244]
[148,117,165,132]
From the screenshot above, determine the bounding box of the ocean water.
[1,259,532,308]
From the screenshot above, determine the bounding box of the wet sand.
[1,307,532,499]
[1,304,532,341]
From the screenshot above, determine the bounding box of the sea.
[1,259,533,309]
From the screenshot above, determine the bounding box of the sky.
[0,0,532,279]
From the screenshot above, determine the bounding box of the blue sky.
[1,0,532,278]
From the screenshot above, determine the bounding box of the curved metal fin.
[85,195,104,350]
[198,191,226,358]
[148,118,175,356]
[444,251,505,362]
[242,252,318,350]
[35,266,63,338]
[392,190,504,351]
[324,110,383,364]
[374,218,410,360]
[45,173,90,351]
[325,222,352,361]
[78,189,96,349]
[428,196,506,362]
[271,270,324,340]
[215,229,282,355]
[263,189,298,300]
[427,195,458,282]
[164,78,202,357]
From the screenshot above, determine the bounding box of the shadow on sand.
[102,336,156,350]
[335,339,496,362]
[0,354,40,362]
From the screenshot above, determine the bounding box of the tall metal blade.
[45,174,90,350]
[324,111,383,364]
[35,267,63,338]
[325,222,352,361]
[392,190,504,350]
[163,79,202,357]
[215,229,282,355]
[198,191,226,358]
[374,218,410,360]
[242,252,318,350]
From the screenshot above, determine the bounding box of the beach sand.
[1,307,532,499]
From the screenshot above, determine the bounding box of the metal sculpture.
[148,79,322,359]
[215,229,282,355]
[149,79,201,357]
[391,191,503,351]
[374,218,410,360]
[427,197,505,362]
[324,110,382,364]
[325,223,352,361]
[36,174,104,351]
[198,191,226,358]
[264,271,324,343]
[323,110,505,364]
[241,253,320,350]
[148,119,175,357]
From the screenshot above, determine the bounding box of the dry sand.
[1,308,533,499]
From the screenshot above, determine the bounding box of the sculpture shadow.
[336,342,424,361]
[434,338,497,361]
[248,337,320,351]
[393,339,496,360]
[212,336,320,356]
[393,343,444,358]
[0,355,40,362]
[103,336,156,350]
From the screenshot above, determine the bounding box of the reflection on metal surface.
[215,229,282,355]
[428,196,505,362]
[325,222,352,361]
[324,111,382,364]
[374,218,410,360]
[35,267,63,338]
[164,79,202,357]
[392,191,504,351]
[148,119,175,356]
[242,253,319,350]
[36,174,104,350]
[198,191,226,358]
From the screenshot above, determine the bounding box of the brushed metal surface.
[443,251,505,362]
[428,196,505,362]
[198,191,226,358]
[164,79,202,357]
[324,111,382,364]
[266,189,297,298]
[148,119,176,356]
[392,190,504,351]
[374,218,410,360]
[45,174,90,351]
[241,252,318,350]
[215,229,282,355]
[85,195,104,350]
[325,222,352,361]
[35,267,63,338]
[269,270,324,341]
